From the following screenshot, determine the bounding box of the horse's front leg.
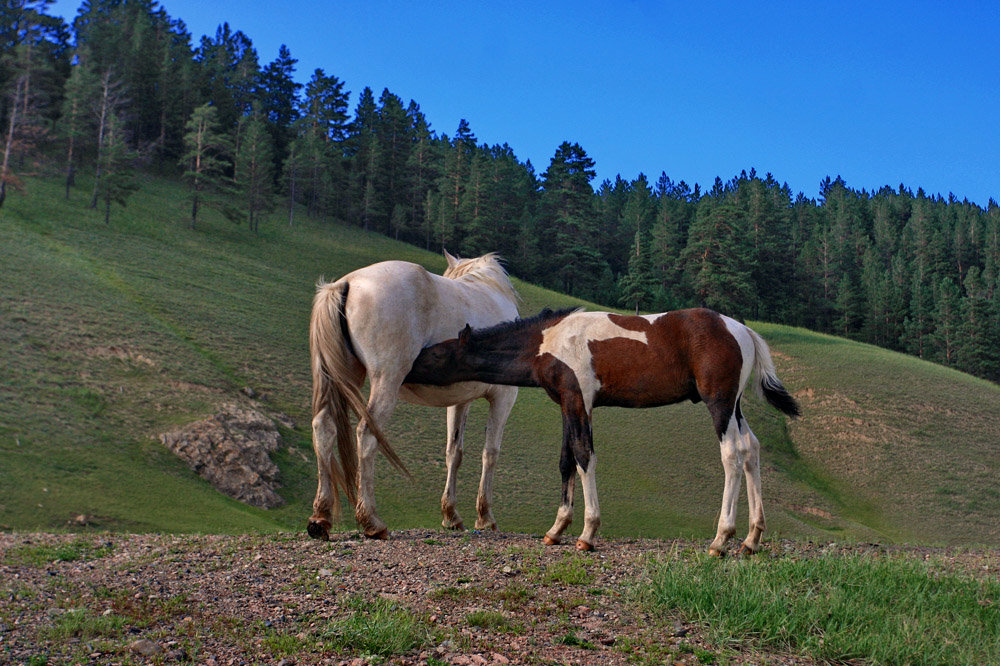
[474,386,517,530]
[355,375,401,539]
[441,402,471,530]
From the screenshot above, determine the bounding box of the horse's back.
[339,259,518,379]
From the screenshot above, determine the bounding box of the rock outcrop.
[160,404,285,508]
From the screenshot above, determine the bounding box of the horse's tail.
[310,281,409,516]
[746,326,801,418]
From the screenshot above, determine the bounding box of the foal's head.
[406,325,475,386]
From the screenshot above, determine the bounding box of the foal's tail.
[310,280,409,515]
[746,326,801,418]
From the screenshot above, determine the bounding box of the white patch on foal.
[537,312,648,413]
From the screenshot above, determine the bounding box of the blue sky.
[50,1,1000,206]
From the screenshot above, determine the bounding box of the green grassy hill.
[3,175,999,546]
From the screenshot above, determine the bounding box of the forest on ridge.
[3,0,999,382]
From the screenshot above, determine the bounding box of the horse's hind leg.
[736,417,765,555]
[355,374,401,539]
[441,402,471,530]
[475,386,517,530]
[708,400,743,557]
[308,408,338,540]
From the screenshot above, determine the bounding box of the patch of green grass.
[40,608,128,640]
[319,596,429,657]
[465,609,523,634]
[4,539,114,566]
[542,553,594,585]
[557,632,597,650]
[639,551,1000,664]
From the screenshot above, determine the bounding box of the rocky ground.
[1,529,995,665]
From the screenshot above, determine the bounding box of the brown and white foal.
[405,307,800,555]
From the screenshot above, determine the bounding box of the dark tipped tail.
[747,327,801,418]
[761,375,801,418]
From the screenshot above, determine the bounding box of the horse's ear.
[444,249,458,269]
[458,323,473,346]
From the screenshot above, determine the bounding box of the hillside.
[2,175,999,546]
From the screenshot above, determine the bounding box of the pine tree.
[180,102,231,229]
[930,276,962,366]
[540,141,609,299]
[88,67,127,209]
[256,43,300,169]
[58,58,97,198]
[94,109,137,224]
[618,226,657,314]
[682,199,753,315]
[234,112,274,234]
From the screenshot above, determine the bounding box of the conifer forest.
[3,0,999,382]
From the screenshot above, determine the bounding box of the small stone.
[130,638,162,657]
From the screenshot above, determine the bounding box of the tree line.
[3,0,999,382]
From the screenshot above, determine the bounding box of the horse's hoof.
[735,543,759,557]
[708,547,726,558]
[542,534,560,546]
[474,520,497,531]
[575,539,594,552]
[307,520,331,541]
[365,528,389,540]
[446,521,465,531]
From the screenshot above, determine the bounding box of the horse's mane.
[442,252,520,303]
[468,306,581,344]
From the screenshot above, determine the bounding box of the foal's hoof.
[734,543,759,557]
[364,528,390,540]
[446,521,465,531]
[575,539,594,552]
[307,519,331,541]
[542,534,560,546]
[707,547,726,558]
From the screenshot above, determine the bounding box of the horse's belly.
[400,381,492,407]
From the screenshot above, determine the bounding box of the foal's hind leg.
[708,402,744,557]
[441,402,471,530]
[735,420,765,555]
[475,386,517,530]
[308,408,338,540]
[355,374,402,539]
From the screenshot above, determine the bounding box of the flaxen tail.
[746,326,801,418]
[310,281,409,516]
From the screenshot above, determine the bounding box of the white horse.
[307,251,520,540]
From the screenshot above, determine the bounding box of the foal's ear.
[458,323,473,346]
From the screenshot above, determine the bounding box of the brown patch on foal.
[590,310,743,409]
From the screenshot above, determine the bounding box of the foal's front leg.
[545,398,601,551]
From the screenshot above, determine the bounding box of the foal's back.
[537,308,744,409]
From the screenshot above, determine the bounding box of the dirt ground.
[2,529,995,665]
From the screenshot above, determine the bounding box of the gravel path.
[2,529,994,664]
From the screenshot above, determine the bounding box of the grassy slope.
[2,175,998,545]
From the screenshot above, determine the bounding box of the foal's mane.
[467,307,581,344]
[442,252,519,303]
